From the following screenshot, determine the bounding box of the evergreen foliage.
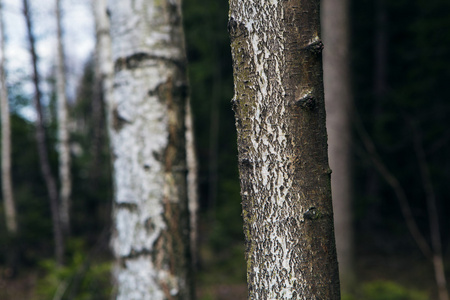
[183,0,246,285]
[352,0,450,254]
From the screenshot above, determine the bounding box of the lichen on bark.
[229,0,340,298]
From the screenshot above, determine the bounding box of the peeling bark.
[107,0,193,299]
[228,0,340,298]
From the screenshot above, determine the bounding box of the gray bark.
[107,0,193,299]
[322,0,354,290]
[23,0,64,264]
[55,0,71,234]
[0,0,17,234]
[228,0,340,298]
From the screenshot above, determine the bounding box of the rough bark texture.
[228,0,340,298]
[322,0,354,289]
[23,0,64,264]
[107,0,193,299]
[0,0,17,234]
[55,0,71,234]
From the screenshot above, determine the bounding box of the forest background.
[0,0,449,299]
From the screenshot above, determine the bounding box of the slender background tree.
[23,0,64,265]
[322,0,354,291]
[0,0,16,235]
[55,0,71,235]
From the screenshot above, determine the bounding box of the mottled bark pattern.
[108,0,192,299]
[229,0,340,298]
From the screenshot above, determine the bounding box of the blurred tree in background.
[183,0,246,288]
[352,0,450,298]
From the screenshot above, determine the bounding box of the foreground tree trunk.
[322,0,354,290]
[55,0,71,234]
[107,0,193,299]
[0,0,17,235]
[23,0,64,264]
[228,0,340,298]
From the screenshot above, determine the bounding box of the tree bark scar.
[115,202,138,211]
[239,157,253,169]
[112,106,131,131]
[303,207,322,220]
[231,97,239,114]
[227,17,248,41]
[114,52,149,71]
[121,249,153,260]
[165,0,181,26]
[295,93,316,110]
[302,39,324,54]
[227,17,238,34]
[114,52,185,72]
[165,76,176,171]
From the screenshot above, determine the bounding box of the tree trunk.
[23,0,64,265]
[55,0,71,235]
[185,98,199,268]
[107,0,193,299]
[228,1,340,298]
[93,0,112,111]
[322,0,354,290]
[411,126,449,300]
[0,0,17,235]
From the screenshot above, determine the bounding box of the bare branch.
[353,111,433,260]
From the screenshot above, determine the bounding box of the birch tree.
[55,0,71,234]
[185,101,199,267]
[0,0,17,234]
[23,0,64,264]
[322,0,354,290]
[107,0,193,299]
[228,0,340,298]
[93,0,112,111]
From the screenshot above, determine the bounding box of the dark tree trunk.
[23,0,64,265]
[228,0,340,298]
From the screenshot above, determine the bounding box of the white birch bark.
[185,99,198,267]
[322,0,354,289]
[0,0,17,234]
[107,0,193,299]
[55,0,71,233]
